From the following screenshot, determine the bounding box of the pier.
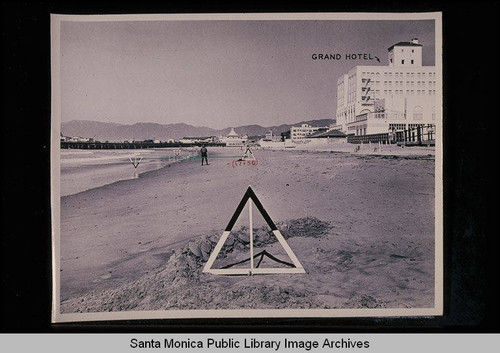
[60,141,226,149]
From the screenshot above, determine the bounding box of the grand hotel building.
[335,38,437,139]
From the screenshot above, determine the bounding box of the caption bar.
[1,334,499,352]
[130,337,369,350]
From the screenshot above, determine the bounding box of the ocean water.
[60,148,197,197]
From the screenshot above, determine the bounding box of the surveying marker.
[238,146,256,161]
[128,156,143,169]
[203,186,305,275]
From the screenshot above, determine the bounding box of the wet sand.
[59,146,435,312]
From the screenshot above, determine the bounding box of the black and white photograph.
[50,12,443,322]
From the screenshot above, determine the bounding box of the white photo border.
[50,11,443,323]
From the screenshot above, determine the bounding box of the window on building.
[390,123,406,130]
[401,60,405,64]
[413,106,423,120]
[411,59,414,64]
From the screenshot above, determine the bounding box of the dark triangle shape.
[220,250,295,269]
[224,186,277,232]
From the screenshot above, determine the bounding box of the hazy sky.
[60,19,435,129]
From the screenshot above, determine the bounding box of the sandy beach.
[59,145,435,313]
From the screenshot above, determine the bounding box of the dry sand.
[59,146,435,313]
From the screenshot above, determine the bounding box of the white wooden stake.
[249,199,254,271]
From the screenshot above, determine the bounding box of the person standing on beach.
[200,145,209,166]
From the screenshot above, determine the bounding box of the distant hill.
[61,119,335,142]
[61,121,219,141]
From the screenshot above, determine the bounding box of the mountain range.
[61,119,335,141]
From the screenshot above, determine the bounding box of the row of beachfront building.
[185,37,438,147]
[63,38,438,148]
[179,125,346,147]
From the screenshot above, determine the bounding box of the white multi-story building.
[335,38,437,138]
[262,130,281,142]
[290,124,329,141]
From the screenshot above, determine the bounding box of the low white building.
[220,127,248,147]
[261,130,282,142]
[290,124,330,141]
[180,136,216,144]
[64,136,94,142]
[350,95,436,136]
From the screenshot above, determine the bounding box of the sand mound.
[61,217,333,313]
[184,216,331,261]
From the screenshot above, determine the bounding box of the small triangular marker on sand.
[238,147,256,161]
[203,186,305,275]
[128,156,143,168]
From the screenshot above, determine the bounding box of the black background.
[1,1,499,332]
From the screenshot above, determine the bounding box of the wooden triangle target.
[203,186,305,275]
[128,156,143,168]
[238,147,256,161]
